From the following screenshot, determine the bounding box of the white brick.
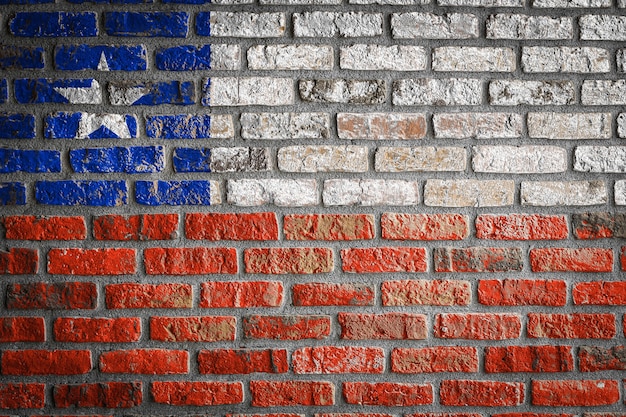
[489,80,575,105]
[582,80,626,105]
[615,180,626,205]
[533,0,610,6]
[439,0,523,5]
[424,180,515,207]
[323,179,420,206]
[294,12,383,37]
[527,112,611,140]
[375,147,467,172]
[574,146,626,173]
[617,50,626,72]
[227,179,318,206]
[487,14,573,39]
[261,0,340,3]
[300,79,385,104]
[337,113,427,140]
[580,15,626,41]
[211,45,241,70]
[473,146,567,174]
[209,147,270,172]
[433,113,522,139]
[522,47,609,73]
[340,45,427,71]
[432,47,516,72]
[247,45,333,70]
[521,181,607,206]
[209,12,285,37]
[240,113,330,140]
[618,114,626,138]
[393,78,482,106]
[391,13,479,39]
[351,0,428,3]
[204,77,293,106]
[278,146,369,173]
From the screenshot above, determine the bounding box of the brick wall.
[0,0,625,415]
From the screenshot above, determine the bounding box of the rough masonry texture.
[1,0,626,416]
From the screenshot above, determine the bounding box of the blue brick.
[173,148,211,172]
[10,12,98,37]
[108,81,195,106]
[0,80,7,104]
[15,79,101,104]
[156,45,211,71]
[0,46,44,70]
[196,12,212,36]
[36,180,127,206]
[136,180,213,206]
[55,45,147,71]
[105,12,189,37]
[44,112,138,139]
[0,114,36,139]
[70,146,164,173]
[145,114,214,138]
[0,149,61,173]
[0,183,26,205]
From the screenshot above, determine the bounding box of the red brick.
[530,248,613,272]
[198,349,288,374]
[578,346,626,371]
[243,315,330,340]
[343,382,432,406]
[478,279,566,306]
[245,248,333,274]
[391,347,478,373]
[285,214,375,242]
[381,213,469,240]
[476,214,568,240]
[144,247,237,275]
[0,248,38,275]
[6,282,96,310]
[572,212,626,239]
[152,381,242,406]
[293,346,384,374]
[435,313,521,340]
[622,246,626,271]
[434,247,522,273]
[0,383,44,409]
[200,281,283,308]
[93,213,178,240]
[528,313,616,339]
[105,283,192,309]
[440,380,524,406]
[0,317,45,342]
[338,312,427,340]
[150,316,236,342]
[2,349,91,375]
[531,380,619,406]
[250,381,334,406]
[4,216,86,240]
[53,382,142,408]
[48,248,135,275]
[186,212,278,240]
[382,279,470,306]
[485,346,573,373]
[292,282,375,306]
[54,317,140,342]
[573,281,626,305]
[99,349,188,374]
[341,247,427,273]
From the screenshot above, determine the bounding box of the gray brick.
[522,47,609,73]
[227,179,318,206]
[489,80,575,106]
[210,45,241,70]
[210,147,271,172]
[533,0,610,6]
[618,114,626,138]
[247,45,333,70]
[261,0,340,3]
[208,12,285,37]
[574,146,626,173]
[487,14,573,39]
[241,112,330,140]
[617,50,626,72]
[582,80,626,105]
[580,15,626,41]
[300,79,385,104]
[375,147,467,172]
[473,146,567,174]
[527,112,611,140]
[438,0,523,5]
[424,179,515,207]
[393,78,482,106]
[521,181,607,206]
[294,12,383,37]
[340,45,426,71]
[391,13,479,39]
[433,113,522,139]
[323,179,420,206]
[278,146,369,173]
[432,47,516,72]
[204,77,293,106]
[351,0,429,3]
[337,113,427,140]
[615,180,626,205]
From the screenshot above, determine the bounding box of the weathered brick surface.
[484,346,574,373]
[527,313,616,339]
[433,112,522,139]
[440,380,524,406]
[392,13,479,39]
[435,313,522,340]
[337,113,426,140]
[382,280,471,306]
[343,382,433,406]
[392,347,478,373]
[527,112,611,140]
[478,279,567,306]
[521,181,607,206]
[338,312,427,340]
[522,47,609,73]
[323,180,420,206]
[433,47,515,72]
[241,112,330,140]
[473,146,566,173]
[375,147,466,172]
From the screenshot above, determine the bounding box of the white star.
[76,113,133,139]
[54,80,102,104]
[97,52,110,71]
[108,85,148,106]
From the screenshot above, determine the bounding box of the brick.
[54,317,140,342]
[490,80,575,105]
[10,12,97,37]
[0,183,26,206]
[204,77,293,107]
[174,147,270,173]
[245,248,333,274]
[150,316,236,342]
[0,45,44,69]
[248,45,333,70]
[244,315,330,340]
[2,349,91,375]
[251,381,334,406]
[186,213,277,241]
[106,283,192,309]
[485,346,573,373]
[534,0,610,5]
[619,113,626,137]
[300,79,385,104]
[338,312,427,340]
[433,47,515,72]
[478,279,567,306]
[293,346,384,374]
[0,149,60,173]
[476,214,568,240]
[530,248,613,272]
[144,247,237,275]
[382,213,468,241]
[54,382,142,408]
[580,15,626,40]
[15,79,101,104]
[579,346,626,371]
[94,214,178,241]
[0,248,37,275]
[522,181,607,206]
[531,380,619,406]
[55,44,146,71]
[473,146,566,173]
[70,146,163,173]
[487,14,572,39]
[0,113,35,138]
[48,248,136,275]
[426,180,514,207]
[0,383,44,409]
[45,112,138,139]
[522,47,609,73]
[407,414,482,417]
[152,381,243,406]
[36,180,127,206]
[436,313,521,340]
[342,247,427,273]
[619,50,626,72]
[382,280,471,306]
[616,181,626,205]
[4,216,86,240]
[157,45,240,71]
[108,81,195,106]
[527,112,611,140]
[228,179,318,207]
[375,147,466,172]
[433,112,522,139]
[197,12,285,37]
[528,313,616,339]
[7,282,96,310]
[146,114,233,139]
[392,347,478,373]
[440,0,523,4]
[582,80,626,105]
[241,112,330,140]
[435,247,522,273]
[100,349,188,374]
[0,79,6,103]
[323,180,419,206]
[574,281,626,305]
[440,380,524,406]
[200,281,283,308]
[343,382,432,406]
[135,180,218,206]
[294,12,382,37]
[199,349,288,374]
[393,79,481,105]
[104,12,188,37]
[340,45,426,71]
[337,113,426,140]
[0,317,44,342]
[285,214,374,241]
[292,282,375,306]
[575,146,626,172]
[573,212,626,239]
[279,146,368,173]
[392,13,478,39]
